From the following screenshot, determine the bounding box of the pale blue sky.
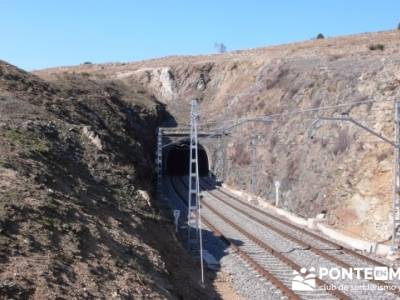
[0,1,398,70]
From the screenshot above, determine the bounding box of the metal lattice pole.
[392,100,400,252]
[187,99,205,284]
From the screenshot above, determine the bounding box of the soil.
[0,60,231,299]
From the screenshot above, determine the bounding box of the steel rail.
[201,178,393,268]
[200,179,400,297]
[176,177,349,299]
[168,177,302,299]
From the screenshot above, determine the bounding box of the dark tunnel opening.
[165,142,209,176]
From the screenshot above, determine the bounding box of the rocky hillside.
[0,61,217,299]
[37,30,400,242]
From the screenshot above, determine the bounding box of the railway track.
[200,177,393,269]
[199,178,400,278]
[169,177,349,299]
[191,177,400,299]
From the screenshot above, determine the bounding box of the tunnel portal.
[165,141,209,176]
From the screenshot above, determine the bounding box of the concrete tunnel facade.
[164,140,210,176]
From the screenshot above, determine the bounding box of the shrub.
[83,61,92,65]
[332,130,350,155]
[33,141,49,154]
[368,44,385,51]
[316,33,325,39]
[398,23,400,30]
[3,129,49,154]
[214,42,227,53]
[4,129,25,144]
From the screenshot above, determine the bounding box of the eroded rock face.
[116,67,176,102]
[36,31,400,241]
[1,61,216,299]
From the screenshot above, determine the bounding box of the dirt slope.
[0,60,217,299]
[36,30,400,241]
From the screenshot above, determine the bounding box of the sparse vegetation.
[83,61,92,65]
[0,159,12,169]
[0,60,216,300]
[368,44,385,51]
[377,151,389,162]
[3,129,25,144]
[3,129,49,153]
[270,136,278,149]
[316,33,325,39]
[32,141,49,154]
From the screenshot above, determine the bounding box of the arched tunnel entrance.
[165,141,209,176]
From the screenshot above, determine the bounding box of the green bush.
[32,141,49,154]
[316,33,325,39]
[3,129,49,154]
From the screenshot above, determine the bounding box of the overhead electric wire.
[165,115,393,147]
[161,98,397,151]
[194,98,397,130]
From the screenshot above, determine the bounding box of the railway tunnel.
[165,140,209,176]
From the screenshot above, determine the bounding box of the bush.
[332,130,350,155]
[214,42,227,53]
[3,129,49,154]
[316,33,325,39]
[368,44,385,51]
[33,141,49,154]
[83,61,92,65]
[398,23,400,30]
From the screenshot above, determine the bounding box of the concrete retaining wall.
[221,184,391,257]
